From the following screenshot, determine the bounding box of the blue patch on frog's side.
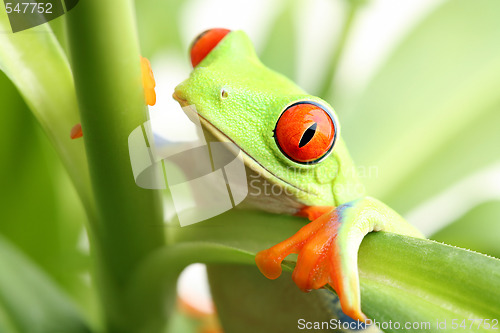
[316,289,378,332]
[337,309,367,331]
[336,200,356,224]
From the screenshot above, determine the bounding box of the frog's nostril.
[190,28,231,67]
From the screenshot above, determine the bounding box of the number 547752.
[5,2,53,14]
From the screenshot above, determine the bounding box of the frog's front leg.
[255,196,423,321]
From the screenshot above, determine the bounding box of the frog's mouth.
[172,92,315,197]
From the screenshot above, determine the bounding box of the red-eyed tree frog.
[171,28,424,322]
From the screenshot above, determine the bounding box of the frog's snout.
[172,90,188,107]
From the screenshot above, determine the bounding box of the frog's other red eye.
[190,28,231,67]
[274,102,337,164]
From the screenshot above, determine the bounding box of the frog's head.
[173,29,343,206]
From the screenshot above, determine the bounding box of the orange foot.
[141,56,156,106]
[255,205,366,322]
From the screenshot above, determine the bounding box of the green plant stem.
[65,1,165,332]
[318,1,360,100]
[128,243,255,333]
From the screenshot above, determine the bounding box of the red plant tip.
[70,123,83,139]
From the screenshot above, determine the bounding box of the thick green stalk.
[65,1,165,332]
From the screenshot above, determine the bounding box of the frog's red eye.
[274,102,337,164]
[190,28,231,67]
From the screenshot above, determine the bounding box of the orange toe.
[255,250,283,280]
[140,56,156,106]
[292,220,338,291]
[256,210,339,290]
[255,211,331,280]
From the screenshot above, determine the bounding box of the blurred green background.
[0,0,499,332]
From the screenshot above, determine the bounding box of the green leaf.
[207,264,349,333]
[168,210,307,254]
[164,307,199,333]
[134,0,185,57]
[0,72,92,317]
[259,0,298,80]
[341,0,500,213]
[49,16,68,54]
[0,9,93,213]
[317,0,361,100]
[431,200,500,259]
[0,235,92,333]
[360,233,500,332]
[128,242,255,333]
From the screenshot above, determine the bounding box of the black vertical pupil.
[299,123,317,148]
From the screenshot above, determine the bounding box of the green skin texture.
[174,30,423,318]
